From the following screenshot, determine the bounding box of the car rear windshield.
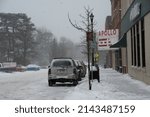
[52,60,72,67]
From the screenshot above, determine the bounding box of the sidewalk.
[64,68,150,100]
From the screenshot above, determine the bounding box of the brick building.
[108,0,127,73]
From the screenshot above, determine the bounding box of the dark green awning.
[110,34,127,48]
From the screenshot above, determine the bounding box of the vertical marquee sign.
[97,29,119,50]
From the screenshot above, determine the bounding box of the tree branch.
[68,13,86,32]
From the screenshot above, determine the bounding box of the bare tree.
[58,37,75,58]
[50,37,59,60]
[68,7,95,59]
[68,7,98,90]
[68,6,93,32]
[34,28,54,65]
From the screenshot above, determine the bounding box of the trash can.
[90,65,100,82]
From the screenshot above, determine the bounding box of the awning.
[110,34,127,48]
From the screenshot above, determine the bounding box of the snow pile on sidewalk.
[64,68,150,100]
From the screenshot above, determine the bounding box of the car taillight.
[48,69,51,74]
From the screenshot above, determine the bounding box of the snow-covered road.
[0,69,75,100]
[0,68,150,100]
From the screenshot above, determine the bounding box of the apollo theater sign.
[97,29,119,50]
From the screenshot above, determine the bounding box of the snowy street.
[0,68,150,100]
[0,69,75,100]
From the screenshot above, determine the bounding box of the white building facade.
[121,0,150,84]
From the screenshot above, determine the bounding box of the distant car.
[26,64,40,71]
[0,62,17,72]
[16,65,26,72]
[48,58,78,86]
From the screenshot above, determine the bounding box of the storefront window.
[133,25,137,66]
[141,18,146,67]
[130,29,134,65]
[136,23,141,67]
[130,19,146,68]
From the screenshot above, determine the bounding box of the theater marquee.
[97,29,119,50]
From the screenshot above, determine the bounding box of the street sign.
[97,29,119,50]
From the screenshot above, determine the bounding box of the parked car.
[26,64,40,71]
[75,60,87,79]
[48,58,79,86]
[74,60,82,81]
[80,61,87,77]
[16,65,26,72]
[74,60,87,78]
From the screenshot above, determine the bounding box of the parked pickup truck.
[0,62,17,72]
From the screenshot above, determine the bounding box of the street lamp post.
[86,13,94,90]
[87,32,91,90]
[90,13,94,66]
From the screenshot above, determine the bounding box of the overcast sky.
[0,0,111,43]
